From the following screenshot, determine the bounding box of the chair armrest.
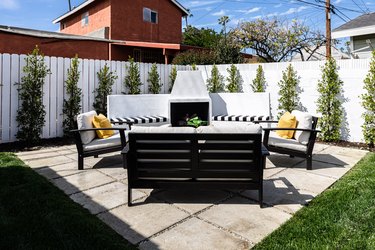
[254,120,278,124]
[262,127,321,133]
[70,128,127,132]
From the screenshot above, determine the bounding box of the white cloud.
[274,3,282,8]
[187,1,222,8]
[252,15,262,19]
[212,9,226,16]
[237,7,261,14]
[333,0,343,4]
[280,6,308,16]
[0,0,19,10]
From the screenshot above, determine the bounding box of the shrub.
[251,65,267,92]
[316,58,343,142]
[172,49,217,65]
[147,63,162,94]
[16,46,50,145]
[226,64,242,93]
[124,57,142,94]
[361,50,375,148]
[169,65,177,92]
[93,64,118,116]
[207,64,225,93]
[277,64,301,117]
[62,55,82,136]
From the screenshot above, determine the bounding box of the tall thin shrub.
[277,64,300,117]
[207,64,225,93]
[93,64,118,116]
[124,57,142,94]
[16,46,50,145]
[169,65,177,92]
[63,55,81,136]
[148,63,162,94]
[361,50,375,148]
[251,65,266,92]
[226,64,242,93]
[316,58,343,142]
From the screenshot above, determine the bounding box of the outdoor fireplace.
[169,71,211,127]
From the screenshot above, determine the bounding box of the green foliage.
[182,25,221,48]
[172,49,217,65]
[191,64,198,70]
[207,64,225,93]
[316,58,343,142]
[251,65,267,92]
[16,46,50,145]
[124,57,142,94]
[93,64,118,116]
[63,55,81,136]
[147,63,162,94]
[361,50,375,147]
[169,65,177,92]
[277,64,301,117]
[226,64,242,93]
[187,116,208,128]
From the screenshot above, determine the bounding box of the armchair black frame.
[260,116,320,170]
[71,128,127,170]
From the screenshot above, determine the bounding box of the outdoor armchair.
[260,111,320,170]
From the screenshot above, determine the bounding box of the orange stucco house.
[52,0,189,63]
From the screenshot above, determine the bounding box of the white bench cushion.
[83,132,128,151]
[268,131,307,152]
[130,126,196,134]
[77,110,97,145]
[196,123,262,133]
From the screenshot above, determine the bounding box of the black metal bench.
[122,132,269,207]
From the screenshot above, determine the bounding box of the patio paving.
[17,143,368,249]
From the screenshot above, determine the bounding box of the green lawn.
[254,152,375,250]
[0,152,135,249]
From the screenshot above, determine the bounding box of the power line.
[350,0,367,13]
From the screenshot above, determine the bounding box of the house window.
[81,12,89,26]
[143,8,158,23]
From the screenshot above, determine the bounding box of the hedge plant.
[316,58,343,142]
[169,65,177,92]
[226,64,242,93]
[124,57,142,94]
[148,63,162,94]
[62,55,81,136]
[277,64,301,117]
[93,64,118,116]
[251,65,266,92]
[207,64,225,93]
[16,46,50,145]
[361,50,375,148]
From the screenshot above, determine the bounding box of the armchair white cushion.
[292,110,313,145]
[83,132,129,151]
[268,131,307,152]
[77,110,97,144]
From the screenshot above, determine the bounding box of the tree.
[169,65,177,92]
[316,58,343,142]
[172,49,217,65]
[16,46,50,145]
[231,18,324,62]
[361,50,375,148]
[226,64,242,93]
[277,64,301,117]
[182,25,221,48]
[63,55,81,136]
[207,64,225,93]
[251,65,267,92]
[148,63,162,94]
[124,57,142,94]
[93,64,118,116]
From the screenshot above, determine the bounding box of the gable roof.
[53,0,189,24]
[332,12,375,39]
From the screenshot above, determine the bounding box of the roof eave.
[332,24,375,39]
[52,0,96,24]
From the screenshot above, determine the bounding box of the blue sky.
[0,0,373,35]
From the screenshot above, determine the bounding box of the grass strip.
[254,152,375,250]
[0,152,135,249]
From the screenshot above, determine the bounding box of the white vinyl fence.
[0,53,371,143]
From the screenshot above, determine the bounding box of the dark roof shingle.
[333,12,375,32]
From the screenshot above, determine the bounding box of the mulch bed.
[0,137,75,153]
[316,139,374,152]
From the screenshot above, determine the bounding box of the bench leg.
[128,188,132,206]
[259,185,263,208]
[94,155,98,158]
[307,155,312,170]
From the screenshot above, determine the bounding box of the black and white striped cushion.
[212,115,271,122]
[110,115,168,124]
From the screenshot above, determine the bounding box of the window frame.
[81,12,89,27]
[143,7,158,24]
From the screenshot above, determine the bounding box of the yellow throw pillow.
[276,112,297,139]
[92,114,114,139]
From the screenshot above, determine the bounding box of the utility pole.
[326,0,332,59]
[68,0,72,11]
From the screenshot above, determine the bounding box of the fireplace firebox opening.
[170,102,209,127]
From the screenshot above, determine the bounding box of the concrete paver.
[15,143,368,249]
